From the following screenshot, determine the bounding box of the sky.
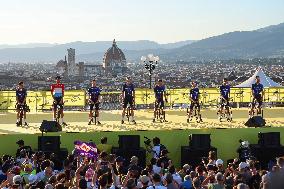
[0,0,284,44]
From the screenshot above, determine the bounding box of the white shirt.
[152,145,161,159]
[147,185,167,189]
[172,173,182,185]
[153,165,162,174]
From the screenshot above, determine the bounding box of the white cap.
[216,159,223,165]
[13,175,23,184]
[239,162,249,170]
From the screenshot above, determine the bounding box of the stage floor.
[0,108,284,134]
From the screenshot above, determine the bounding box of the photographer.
[151,137,167,159]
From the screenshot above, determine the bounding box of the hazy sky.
[0,0,284,44]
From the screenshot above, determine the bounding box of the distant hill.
[0,40,194,62]
[1,22,284,62]
[161,22,284,61]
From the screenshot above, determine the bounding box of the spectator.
[168,165,182,185]
[164,173,178,189]
[150,158,161,174]
[97,137,113,154]
[181,175,193,189]
[215,159,225,174]
[178,164,191,180]
[237,183,249,189]
[16,139,32,158]
[138,175,150,189]
[128,156,142,178]
[147,173,166,189]
[208,172,225,189]
[208,151,217,166]
[159,150,170,169]
[192,178,202,189]
[114,156,127,175]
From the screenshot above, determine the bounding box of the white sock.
[122,116,124,121]
[17,119,19,122]
[61,118,64,123]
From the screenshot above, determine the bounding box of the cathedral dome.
[103,39,126,68]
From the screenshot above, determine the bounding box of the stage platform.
[0,108,284,134]
[1,108,284,167]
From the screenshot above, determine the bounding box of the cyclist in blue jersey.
[217,78,232,121]
[153,79,168,122]
[88,79,102,125]
[121,77,136,124]
[16,81,28,126]
[188,81,201,120]
[249,76,264,117]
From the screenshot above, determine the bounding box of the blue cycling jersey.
[190,87,199,101]
[154,85,166,100]
[220,85,230,99]
[88,86,101,101]
[252,83,263,96]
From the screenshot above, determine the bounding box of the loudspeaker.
[189,134,211,149]
[38,136,60,152]
[118,135,140,150]
[258,132,280,146]
[40,120,62,132]
[250,144,284,169]
[181,146,217,168]
[245,116,266,127]
[112,147,146,167]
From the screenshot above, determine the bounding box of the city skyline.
[0,0,284,45]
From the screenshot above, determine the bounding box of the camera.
[144,136,151,146]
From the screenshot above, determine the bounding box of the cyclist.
[249,76,264,117]
[188,81,201,121]
[51,76,67,126]
[88,79,101,125]
[153,79,168,122]
[218,78,231,121]
[16,81,28,126]
[121,77,136,124]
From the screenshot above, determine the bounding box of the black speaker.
[245,116,266,127]
[38,136,60,152]
[112,147,146,167]
[181,146,217,168]
[189,134,211,149]
[258,132,280,146]
[118,135,140,150]
[250,144,284,169]
[40,120,62,132]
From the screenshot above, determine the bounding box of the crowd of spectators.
[0,138,283,189]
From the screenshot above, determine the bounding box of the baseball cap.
[216,159,224,166]
[140,175,150,184]
[130,156,138,163]
[13,175,23,185]
[239,162,249,170]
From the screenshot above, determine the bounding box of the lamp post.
[141,54,159,89]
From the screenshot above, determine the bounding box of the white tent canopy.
[235,67,282,88]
